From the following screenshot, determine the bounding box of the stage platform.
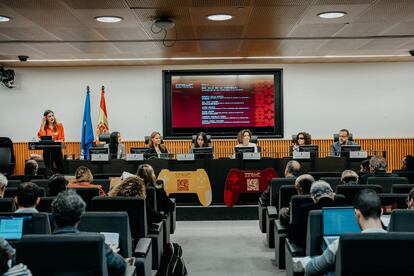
[176,204,258,221]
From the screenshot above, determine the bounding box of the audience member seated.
[360,159,370,173]
[104,131,125,160]
[137,164,175,214]
[260,160,301,206]
[190,132,209,153]
[360,156,398,184]
[279,174,315,225]
[329,129,358,157]
[402,155,414,170]
[0,239,31,276]
[146,131,168,155]
[290,132,311,154]
[301,189,386,275]
[108,176,164,225]
[24,160,39,176]
[287,180,344,247]
[0,173,8,198]
[15,182,40,213]
[235,129,258,152]
[407,188,414,210]
[51,190,127,275]
[47,174,68,196]
[341,170,359,185]
[67,166,105,196]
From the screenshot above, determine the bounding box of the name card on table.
[176,153,195,161]
[349,151,368,159]
[292,151,310,160]
[126,153,144,161]
[91,153,109,162]
[242,152,261,160]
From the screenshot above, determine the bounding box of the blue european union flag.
[81,87,94,160]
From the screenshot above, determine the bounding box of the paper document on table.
[100,232,119,247]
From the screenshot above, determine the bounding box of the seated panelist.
[190,132,209,153]
[235,129,258,153]
[330,128,358,156]
[146,131,168,155]
[290,131,311,155]
[104,131,125,159]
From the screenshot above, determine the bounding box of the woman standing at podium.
[37,109,64,174]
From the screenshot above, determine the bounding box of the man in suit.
[359,156,398,184]
[287,180,345,247]
[329,129,358,156]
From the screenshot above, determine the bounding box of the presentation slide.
[171,75,275,129]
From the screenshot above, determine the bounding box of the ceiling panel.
[319,38,372,50]
[0,27,58,40]
[358,38,413,50]
[69,42,121,54]
[244,23,296,37]
[289,23,345,37]
[196,25,244,38]
[198,41,241,52]
[355,1,414,23]
[126,0,190,8]
[62,0,129,9]
[94,27,150,40]
[249,5,308,24]
[191,0,251,7]
[43,27,104,40]
[29,43,82,54]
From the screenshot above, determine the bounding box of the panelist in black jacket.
[146,131,168,155]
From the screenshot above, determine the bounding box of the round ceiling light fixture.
[95,16,123,23]
[317,11,347,19]
[0,15,11,22]
[207,14,233,21]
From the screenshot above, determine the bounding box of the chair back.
[31,179,50,190]
[16,233,108,276]
[309,171,341,180]
[335,233,414,276]
[5,179,21,188]
[306,210,323,256]
[0,198,16,212]
[391,184,414,194]
[146,187,157,211]
[269,178,296,207]
[388,210,414,232]
[68,187,100,209]
[91,179,110,193]
[336,184,383,205]
[378,193,408,211]
[367,176,409,193]
[278,185,297,211]
[0,147,12,175]
[79,211,132,258]
[8,175,44,182]
[320,177,343,191]
[290,194,346,224]
[4,187,46,198]
[37,196,56,213]
[90,197,147,244]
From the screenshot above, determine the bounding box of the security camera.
[18,55,29,62]
[0,67,15,88]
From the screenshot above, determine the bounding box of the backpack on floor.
[156,242,188,276]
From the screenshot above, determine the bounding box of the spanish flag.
[96,85,109,137]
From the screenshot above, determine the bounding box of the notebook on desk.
[0,214,33,241]
[322,207,360,247]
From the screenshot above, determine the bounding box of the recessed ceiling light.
[95,16,123,23]
[207,14,233,21]
[0,15,11,22]
[318,11,347,19]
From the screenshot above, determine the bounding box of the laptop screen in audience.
[0,215,33,240]
[323,207,360,236]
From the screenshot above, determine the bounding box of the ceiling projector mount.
[151,17,177,47]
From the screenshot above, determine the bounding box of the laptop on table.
[322,207,360,247]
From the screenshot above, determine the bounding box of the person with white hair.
[287,180,345,247]
[0,173,8,198]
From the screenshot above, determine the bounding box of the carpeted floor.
[171,220,286,276]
